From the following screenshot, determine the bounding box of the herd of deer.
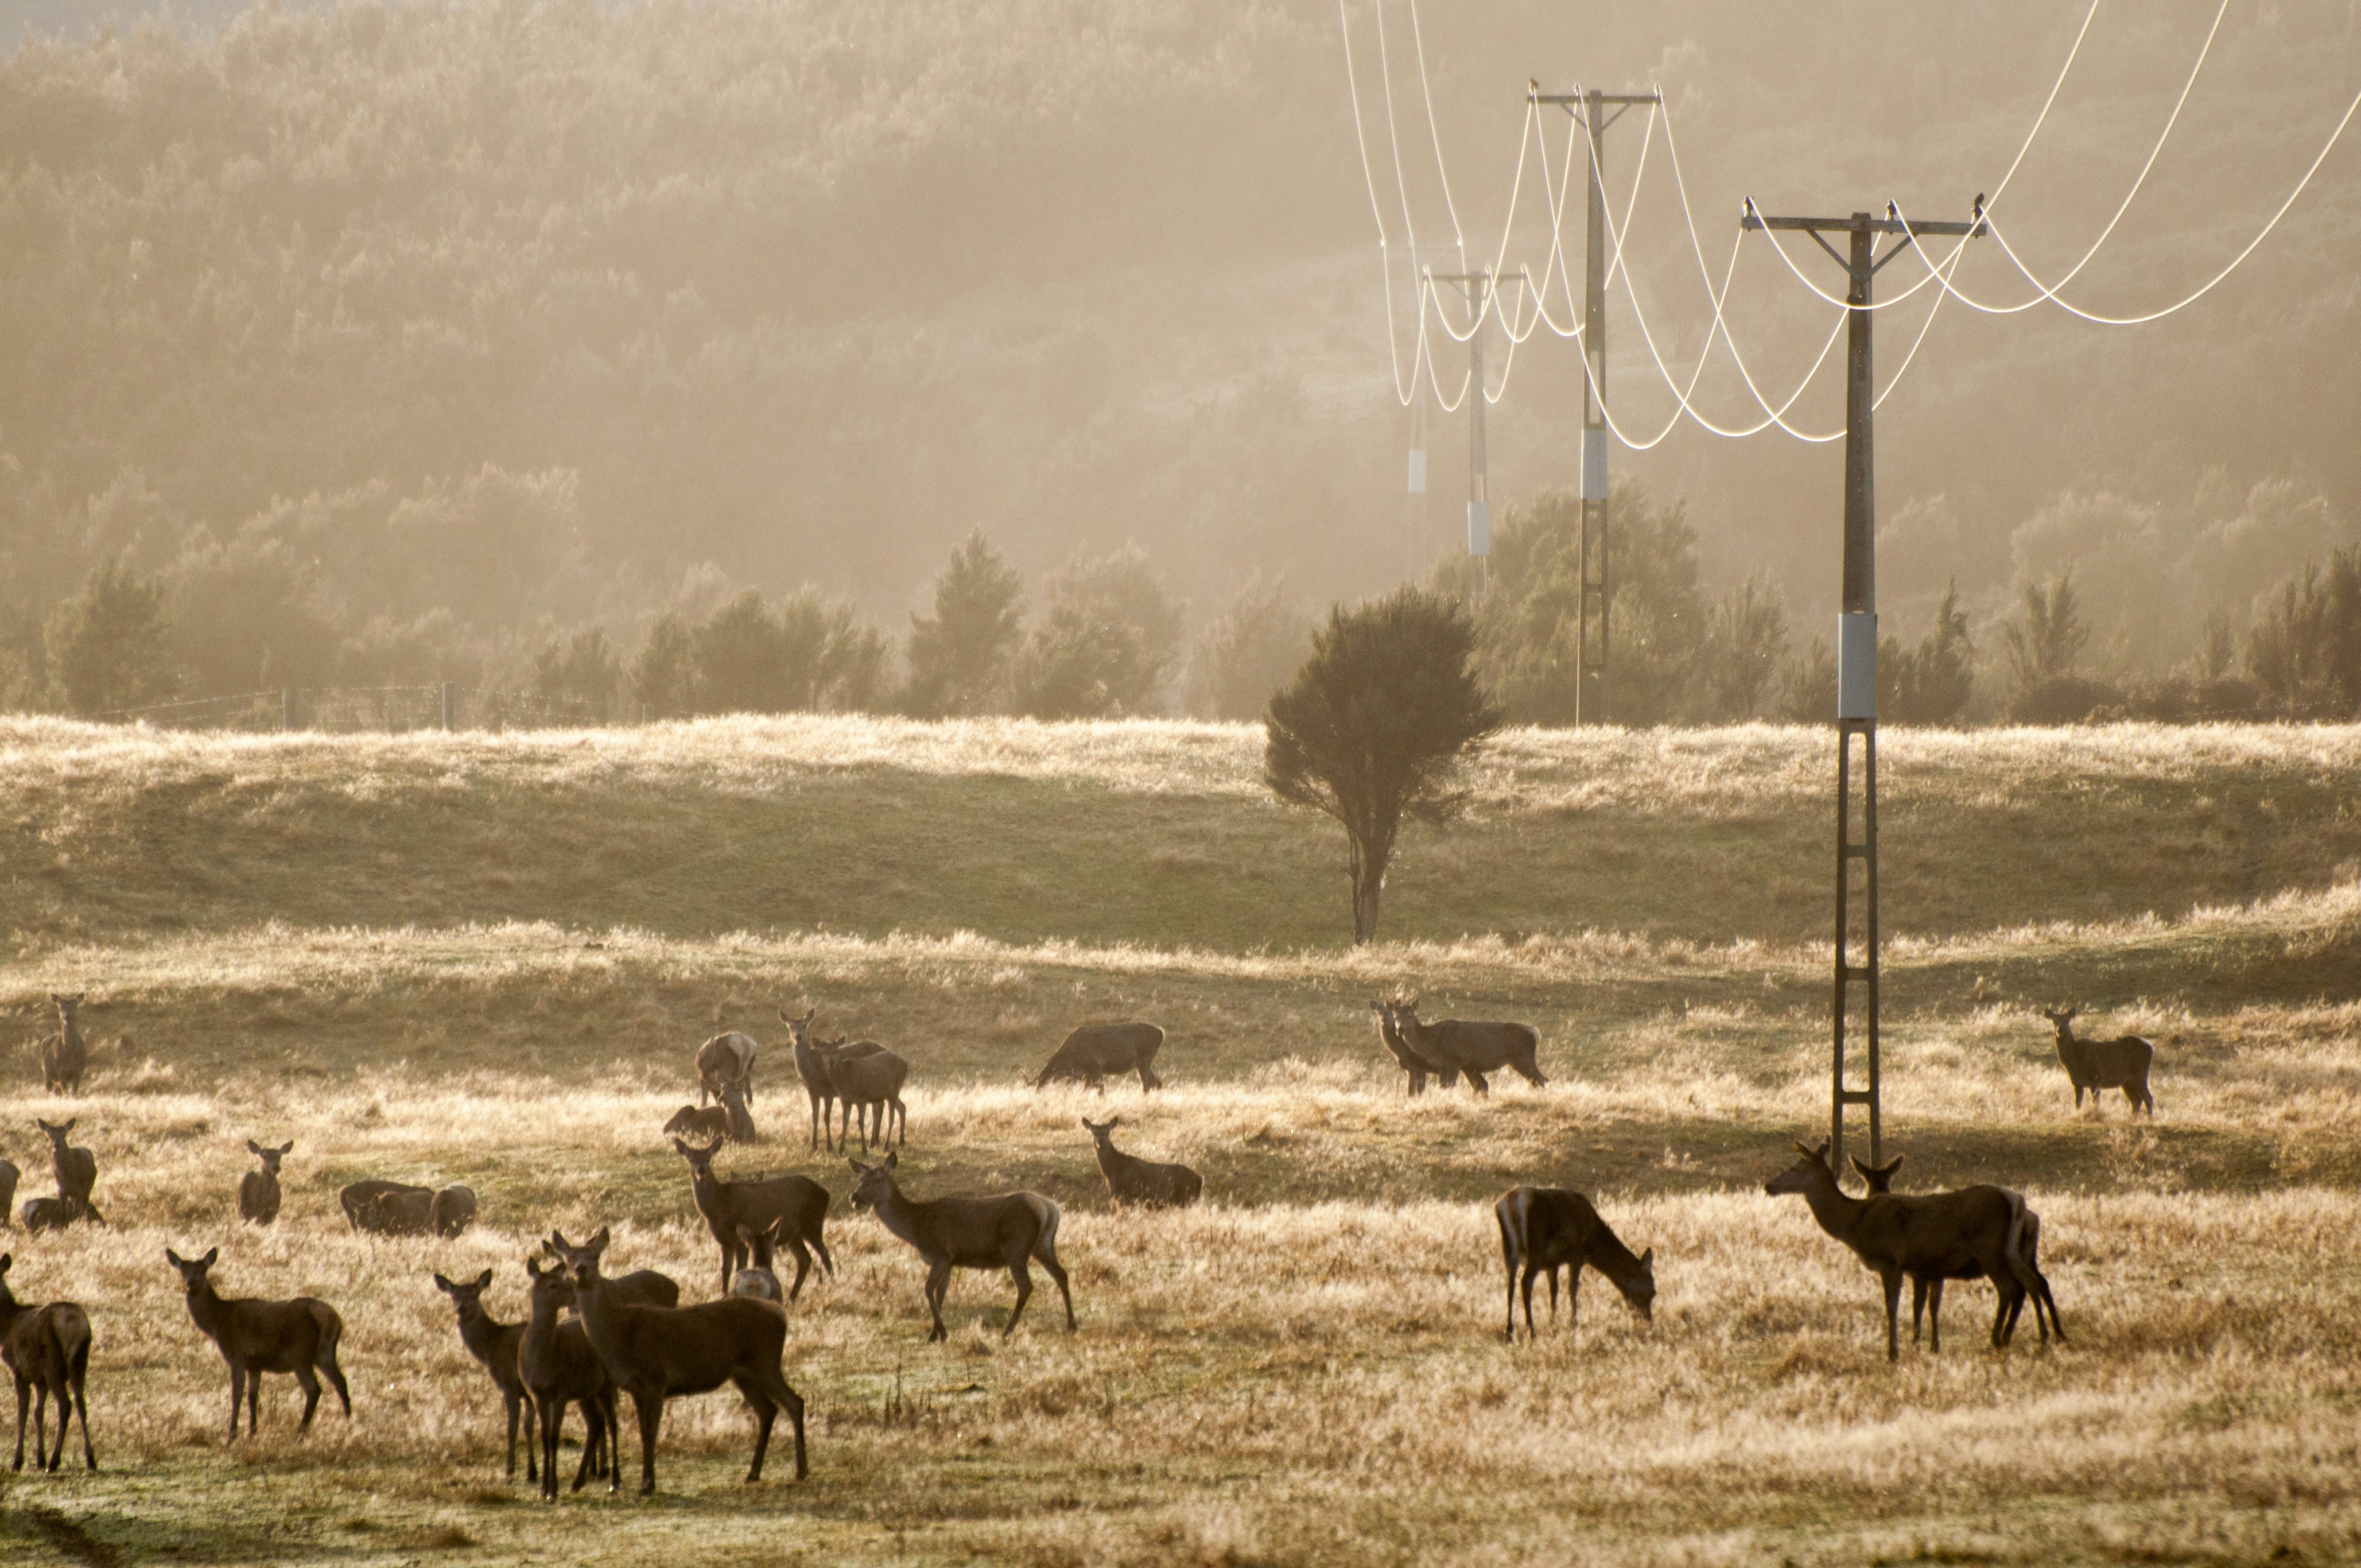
[0,992,2156,1489]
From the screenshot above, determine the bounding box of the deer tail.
[1034,1197,1063,1264]
[45,1304,91,1367]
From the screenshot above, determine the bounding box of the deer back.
[431,1185,477,1239]
[1398,1014,1539,1072]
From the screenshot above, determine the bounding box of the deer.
[673,1136,834,1299]
[2042,1007,2156,1116]
[340,1178,432,1231]
[36,994,87,1095]
[1388,1000,1545,1096]
[36,1119,98,1222]
[729,1220,785,1302]
[0,1158,17,1229]
[432,1268,538,1482]
[546,1227,807,1496]
[1853,1154,2063,1348]
[696,1030,758,1107]
[1034,1022,1164,1091]
[165,1245,351,1438]
[1080,1117,1202,1207]
[239,1140,291,1226]
[0,1253,95,1474]
[1763,1139,2052,1361]
[848,1153,1074,1342]
[780,1006,838,1151]
[1369,1001,1457,1096]
[20,1200,80,1233]
[518,1257,617,1500]
[431,1185,478,1239]
[820,1038,907,1151]
[1493,1187,1656,1343]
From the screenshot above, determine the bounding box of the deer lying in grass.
[821,1038,908,1151]
[849,1154,1074,1342]
[2042,1006,2156,1116]
[37,1119,98,1222]
[696,1030,758,1107]
[19,1200,80,1233]
[1081,1117,1201,1208]
[1369,1002,1457,1095]
[166,1246,351,1438]
[674,1138,833,1299]
[547,1228,806,1496]
[36,995,87,1095]
[780,1006,836,1151]
[518,1258,616,1499]
[0,1253,95,1473]
[1388,1001,1545,1095]
[239,1140,290,1225]
[1764,1140,2051,1360]
[663,1080,756,1144]
[1493,1187,1656,1342]
[1034,1022,1164,1092]
[340,1179,431,1232]
[1853,1154,2063,1348]
[433,1268,538,1482]
[730,1221,785,1302]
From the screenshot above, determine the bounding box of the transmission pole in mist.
[1427,269,1494,604]
[1738,199,1984,1189]
[1532,85,1658,725]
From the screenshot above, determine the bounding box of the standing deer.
[36,1120,98,1224]
[696,1031,759,1107]
[849,1153,1074,1342]
[1389,1001,1545,1095]
[673,1138,834,1299]
[1081,1117,1202,1208]
[432,1268,537,1482]
[1493,1187,1656,1342]
[1854,1154,2062,1348]
[546,1227,807,1496]
[1034,1022,1164,1091]
[821,1039,907,1151]
[518,1257,616,1499]
[1764,1140,2051,1360]
[239,1140,291,1226]
[36,994,87,1096]
[0,1158,17,1229]
[0,1253,95,1474]
[2042,1007,2156,1115]
[1369,1002,1456,1095]
[165,1245,351,1437]
[780,1007,837,1151]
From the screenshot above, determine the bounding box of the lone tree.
[1263,587,1502,944]
[903,529,1026,717]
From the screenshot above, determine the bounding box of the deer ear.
[279,1142,294,1155]
[1638,1248,1653,1270]
[588,1226,611,1250]
[434,1273,455,1292]
[165,1248,183,1266]
[883,1151,898,1170]
[474,1268,492,1290]
[524,1257,543,1280]
[0,1253,11,1274]
[247,1139,262,1156]
[203,1246,219,1266]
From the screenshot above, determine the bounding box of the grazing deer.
[848,1153,1074,1342]
[0,1253,95,1473]
[1764,1140,2052,1360]
[820,1039,907,1151]
[1389,1001,1545,1096]
[2042,1007,2156,1115]
[1494,1187,1656,1342]
[239,1140,291,1226]
[780,1006,838,1151]
[696,1030,759,1107]
[433,1268,537,1482]
[0,1158,18,1229]
[1034,1022,1164,1092]
[729,1220,785,1302]
[20,1200,80,1233]
[673,1137,834,1299]
[165,1246,351,1437]
[358,1188,436,1236]
[1081,1117,1202,1208]
[431,1185,477,1239]
[339,1178,432,1232]
[518,1257,617,1499]
[662,1103,732,1142]
[36,1120,98,1221]
[1369,1002,1456,1095]
[1853,1154,2063,1348]
[546,1227,806,1496]
[36,994,87,1095]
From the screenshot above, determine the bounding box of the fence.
[95,685,608,733]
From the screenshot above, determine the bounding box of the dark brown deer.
[165,1245,351,1438]
[1763,1140,2051,1361]
[36,994,87,1095]
[1389,1001,1545,1096]
[673,1138,834,1299]
[2042,1007,2156,1115]
[358,1189,436,1236]
[696,1030,758,1106]
[0,1159,18,1229]
[663,1081,755,1144]
[848,1153,1074,1342]
[780,1006,837,1150]
[36,1119,97,1221]
[432,1268,537,1482]
[1853,1154,2063,1348]
[1081,1117,1201,1207]
[0,1253,94,1473]
[1494,1187,1656,1342]
[1034,1022,1164,1091]
[238,1140,290,1226]
[1369,1001,1455,1095]
[546,1227,806,1496]
[729,1220,785,1302]
[518,1257,616,1499]
[19,1200,79,1234]
[431,1185,477,1239]
[340,1178,432,1232]
[821,1039,907,1151]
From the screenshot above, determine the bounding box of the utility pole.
[1737,199,1984,1187]
[1532,86,1658,724]
[1427,269,1494,603]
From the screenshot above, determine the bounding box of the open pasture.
[1,719,2359,1563]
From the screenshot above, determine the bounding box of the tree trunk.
[1349,837,1389,945]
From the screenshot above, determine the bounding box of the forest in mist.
[0,1,2356,720]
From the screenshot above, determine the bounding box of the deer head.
[1762,1139,1835,1197]
[165,1245,222,1293]
[433,1267,496,1321]
[1850,1154,1905,1193]
[1081,1116,1120,1148]
[523,1255,578,1311]
[1626,1249,1657,1320]
[546,1227,612,1294]
[246,1139,292,1173]
[778,1006,817,1047]
[672,1136,725,1182]
[846,1152,898,1211]
[48,993,82,1023]
[2042,1006,2079,1038]
[37,1118,75,1148]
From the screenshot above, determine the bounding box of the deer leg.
[1040,1247,1075,1331]
[296,1366,323,1431]
[808,1092,821,1152]
[227,1365,247,1440]
[1881,1270,1904,1362]
[71,1375,93,1472]
[539,1395,564,1501]
[1566,1269,1581,1338]
[504,1388,521,1478]
[524,1390,538,1482]
[12,1374,27,1470]
[1466,1070,1490,1097]
[631,1390,662,1496]
[783,1234,814,1301]
[36,1382,56,1471]
[1909,1277,1927,1344]
[322,1354,352,1418]
[926,1260,953,1342]
[1547,1265,1562,1321]
[1004,1257,1035,1338]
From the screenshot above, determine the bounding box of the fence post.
[442,682,455,733]
[282,689,293,732]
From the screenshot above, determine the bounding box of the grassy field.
[1,717,2358,1565]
